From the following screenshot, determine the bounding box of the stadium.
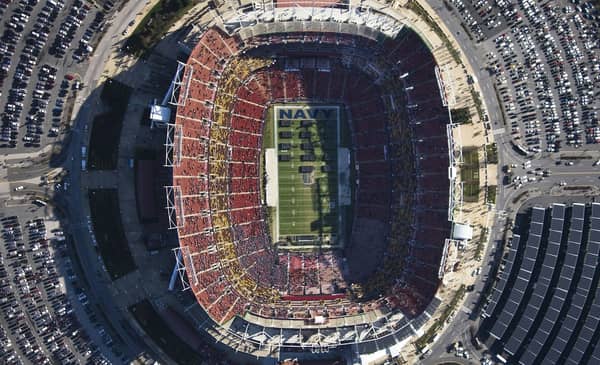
[163,1,466,362]
[4,0,600,363]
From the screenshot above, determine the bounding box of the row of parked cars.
[0,215,111,364]
[0,0,105,149]
[73,10,105,62]
[450,0,518,42]
[486,0,599,154]
[0,0,66,147]
[49,0,91,59]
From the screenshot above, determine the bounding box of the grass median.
[461,147,481,202]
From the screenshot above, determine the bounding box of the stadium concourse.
[163,4,460,361]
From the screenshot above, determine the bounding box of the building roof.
[452,223,473,241]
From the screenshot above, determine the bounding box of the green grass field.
[461,147,481,202]
[273,104,342,246]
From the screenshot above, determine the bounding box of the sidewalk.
[0,144,54,162]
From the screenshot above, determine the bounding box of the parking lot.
[0,1,138,364]
[0,0,110,151]
[448,0,599,154]
[0,204,123,365]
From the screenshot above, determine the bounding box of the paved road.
[62,0,165,362]
[74,0,153,119]
[0,0,162,363]
[423,1,600,362]
[421,355,474,365]
[429,2,504,132]
[0,0,169,362]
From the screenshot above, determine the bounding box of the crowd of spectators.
[386,29,452,314]
[275,0,341,8]
[173,27,452,324]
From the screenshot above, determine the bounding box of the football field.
[273,104,342,247]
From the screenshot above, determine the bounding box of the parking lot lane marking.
[553,171,598,176]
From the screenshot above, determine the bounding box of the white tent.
[452,223,473,241]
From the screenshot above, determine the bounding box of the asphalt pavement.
[1,0,161,364]
[422,1,600,362]
[62,0,167,362]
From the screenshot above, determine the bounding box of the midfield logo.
[278,108,335,120]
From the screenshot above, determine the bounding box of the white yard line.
[274,106,280,241]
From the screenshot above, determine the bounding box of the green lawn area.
[451,107,472,124]
[262,107,275,150]
[273,105,341,245]
[487,185,497,204]
[125,0,203,56]
[461,147,481,202]
[88,189,136,279]
[486,143,498,164]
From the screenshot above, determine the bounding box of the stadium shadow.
[46,21,453,362]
